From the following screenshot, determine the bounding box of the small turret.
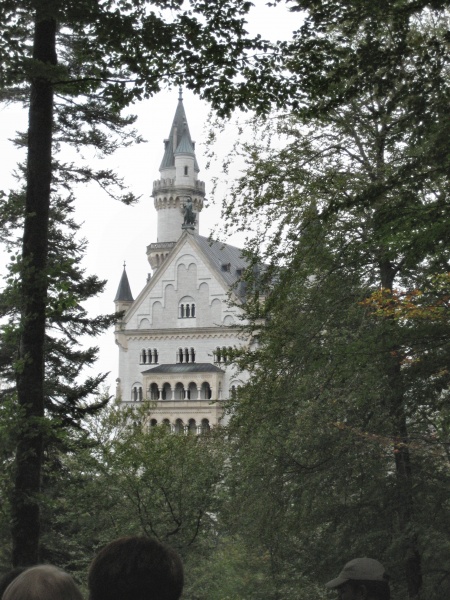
[114,264,134,314]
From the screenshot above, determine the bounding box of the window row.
[140,347,196,365]
[177,347,195,363]
[139,347,238,366]
[149,382,212,401]
[213,346,234,364]
[179,303,195,318]
[131,382,212,401]
[140,348,158,365]
[132,383,241,402]
[149,418,210,434]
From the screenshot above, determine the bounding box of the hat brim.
[325,576,348,589]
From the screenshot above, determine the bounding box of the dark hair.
[347,579,390,600]
[88,536,184,600]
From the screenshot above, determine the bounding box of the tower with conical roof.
[114,263,134,314]
[147,89,205,272]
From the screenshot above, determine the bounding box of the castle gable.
[122,232,244,332]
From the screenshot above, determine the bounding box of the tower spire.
[114,264,134,303]
[149,93,205,268]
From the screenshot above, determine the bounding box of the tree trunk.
[11,3,57,567]
[380,261,422,599]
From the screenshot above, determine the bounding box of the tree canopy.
[214,2,450,598]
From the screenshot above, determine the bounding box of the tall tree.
[0,187,118,567]
[217,2,450,598]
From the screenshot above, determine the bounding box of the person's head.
[325,558,390,600]
[0,567,27,598]
[2,565,83,600]
[88,536,184,600]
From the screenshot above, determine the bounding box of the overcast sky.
[0,2,299,395]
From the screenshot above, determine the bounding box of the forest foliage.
[0,0,449,599]
[212,2,450,599]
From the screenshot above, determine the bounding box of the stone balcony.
[152,178,205,193]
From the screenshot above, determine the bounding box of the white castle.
[114,91,248,432]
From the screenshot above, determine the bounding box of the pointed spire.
[114,264,134,302]
[159,93,199,172]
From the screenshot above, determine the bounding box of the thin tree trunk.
[380,262,422,599]
[11,3,57,567]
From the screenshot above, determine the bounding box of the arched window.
[174,383,185,400]
[162,382,172,401]
[132,385,142,402]
[141,349,147,364]
[162,419,171,430]
[188,382,198,401]
[178,347,183,363]
[174,419,184,434]
[153,348,158,363]
[184,166,188,175]
[149,383,159,401]
[221,346,227,363]
[200,382,212,400]
[184,347,189,363]
[215,347,221,363]
[188,419,197,434]
[147,348,152,364]
[229,381,242,400]
[190,348,195,363]
[150,419,157,427]
[179,297,195,318]
[201,419,210,434]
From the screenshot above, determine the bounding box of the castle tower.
[114,264,134,315]
[147,90,205,271]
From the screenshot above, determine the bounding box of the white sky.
[0,2,299,396]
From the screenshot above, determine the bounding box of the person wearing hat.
[325,558,390,599]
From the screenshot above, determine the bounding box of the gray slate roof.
[195,235,249,295]
[174,130,195,155]
[114,267,134,302]
[142,363,224,374]
[160,96,200,172]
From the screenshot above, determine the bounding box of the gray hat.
[325,558,388,588]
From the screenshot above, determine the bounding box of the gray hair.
[2,565,83,600]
